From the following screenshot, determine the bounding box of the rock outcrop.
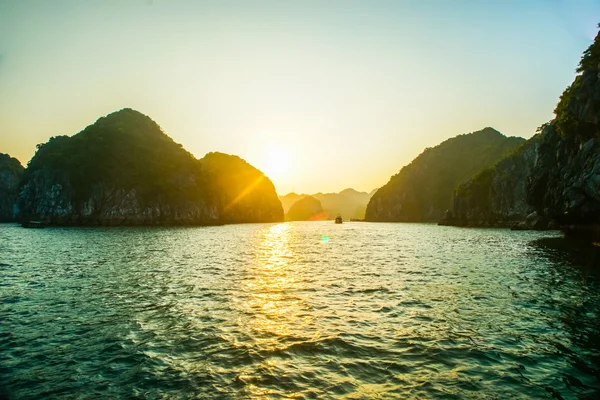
[0,154,24,222]
[286,196,325,221]
[365,128,525,222]
[17,109,283,225]
[439,137,540,227]
[527,126,600,233]
[199,152,283,223]
[442,28,600,236]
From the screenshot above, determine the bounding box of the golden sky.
[1,0,598,194]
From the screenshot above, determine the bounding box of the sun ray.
[223,175,265,212]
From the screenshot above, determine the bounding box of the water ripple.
[0,222,599,398]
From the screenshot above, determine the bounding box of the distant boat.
[335,215,343,224]
[22,221,45,229]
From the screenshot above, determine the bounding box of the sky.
[1,0,599,195]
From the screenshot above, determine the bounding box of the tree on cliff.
[554,24,600,140]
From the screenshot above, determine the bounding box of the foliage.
[0,153,24,176]
[577,26,600,73]
[0,153,24,221]
[553,76,582,138]
[553,26,600,138]
[459,166,495,207]
[365,127,525,222]
[21,109,283,223]
[23,108,207,207]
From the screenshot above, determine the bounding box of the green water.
[1,222,599,399]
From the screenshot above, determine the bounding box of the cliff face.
[17,168,218,225]
[17,109,281,226]
[442,137,540,227]
[365,128,525,222]
[527,125,600,229]
[444,29,600,233]
[0,154,24,222]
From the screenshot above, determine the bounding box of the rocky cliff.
[17,109,282,225]
[0,154,24,222]
[440,137,540,227]
[442,28,600,235]
[365,128,525,222]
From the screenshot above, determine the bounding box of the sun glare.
[263,146,290,179]
[248,130,293,185]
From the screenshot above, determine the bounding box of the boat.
[335,215,343,224]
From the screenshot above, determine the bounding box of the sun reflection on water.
[4,223,599,398]
[233,223,322,397]
[242,223,317,346]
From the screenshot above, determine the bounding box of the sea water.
[1,222,599,399]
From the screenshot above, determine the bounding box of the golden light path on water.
[236,223,316,397]
[244,224,306,341]
[1,222,599,399]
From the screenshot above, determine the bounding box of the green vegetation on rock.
[577,23,600,73]
[365,128,525,222]
[554,25,600,140]
[445,27,600,234]
[18,108,283,225]
[0,153,24,221]
[441,135,542,227]
[24,109,206,207]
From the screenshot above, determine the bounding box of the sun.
[263,146,290,179]
[248,131,292,181]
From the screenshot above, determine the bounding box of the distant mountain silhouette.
[366,127,525,222]
[279,192,304,213]
[286,195,325,221]
[280,188,376,220]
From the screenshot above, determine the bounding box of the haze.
[1,0,598,194]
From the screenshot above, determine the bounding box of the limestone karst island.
[6,109,283,226]
[2,2,600,400]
